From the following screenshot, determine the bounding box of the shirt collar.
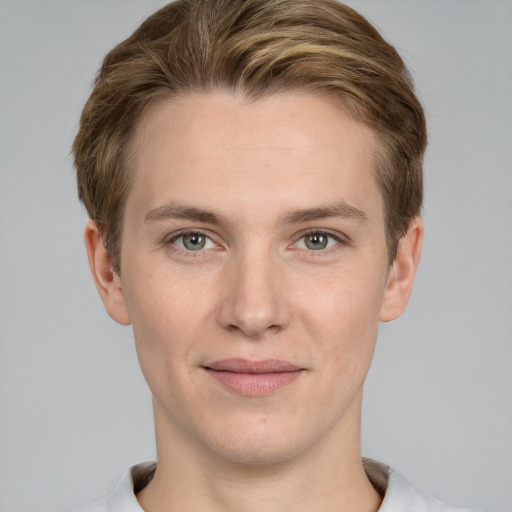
[105,459,465,512]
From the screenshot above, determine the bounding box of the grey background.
[1,1,510,511]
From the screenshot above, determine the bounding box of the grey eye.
[178,233,209,250]
[171,232,217,252]
[295,232,340,251]
[304,233,329,250]
[182,233,206,250]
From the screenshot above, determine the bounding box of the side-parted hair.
[73,0,427,273]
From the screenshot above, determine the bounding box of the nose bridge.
[217,240,290,337]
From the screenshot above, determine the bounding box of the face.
[90,92,420,465]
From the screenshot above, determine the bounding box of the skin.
[85,92,423,512]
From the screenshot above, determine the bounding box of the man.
[73,1,479,510]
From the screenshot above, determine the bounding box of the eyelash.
[290,229,347,256]
[166,230,220,257]
[165,229,348,256]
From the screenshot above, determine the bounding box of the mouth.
[202,358,305,396]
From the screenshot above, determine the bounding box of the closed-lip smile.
[202,358,305,396]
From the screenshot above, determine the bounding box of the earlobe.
[379,217,423,322]
[84,220,131,325]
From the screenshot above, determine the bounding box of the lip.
[203,358,304,396]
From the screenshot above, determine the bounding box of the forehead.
[127,91,382,223]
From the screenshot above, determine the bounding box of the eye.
[171,232,216,251]
[295,232,340,251]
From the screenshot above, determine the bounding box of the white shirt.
[77,460,481,512]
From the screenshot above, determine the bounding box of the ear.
[379,217,424,322]
[84,219,131,325]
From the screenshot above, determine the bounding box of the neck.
[137,395,382,512]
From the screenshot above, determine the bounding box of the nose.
[216,248,291,338]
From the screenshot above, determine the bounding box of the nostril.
[225,322,283,339]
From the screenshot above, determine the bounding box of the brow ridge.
[281,202,368,224]
[144,201,367,227]
[144,204,228,225]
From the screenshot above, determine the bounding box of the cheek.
[294,266,384,372]
[122,268,210,381]
[297,264,385,330]
[125,255,213,330]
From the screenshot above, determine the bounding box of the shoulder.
[76,497,110,512]
[363,459,481,512]
[75,462,156,512]
[381,469,482,512]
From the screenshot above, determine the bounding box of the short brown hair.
[73,0,427,273]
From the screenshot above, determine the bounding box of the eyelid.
[166,229,221,252]
[290,228,349,251]
[164,228,350,254]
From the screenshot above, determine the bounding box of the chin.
[197,415,314,467]
[210,438,303,467]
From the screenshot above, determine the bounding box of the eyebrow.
[144,204,229,225]
[144,200,367,226]
[281,201,368,224]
